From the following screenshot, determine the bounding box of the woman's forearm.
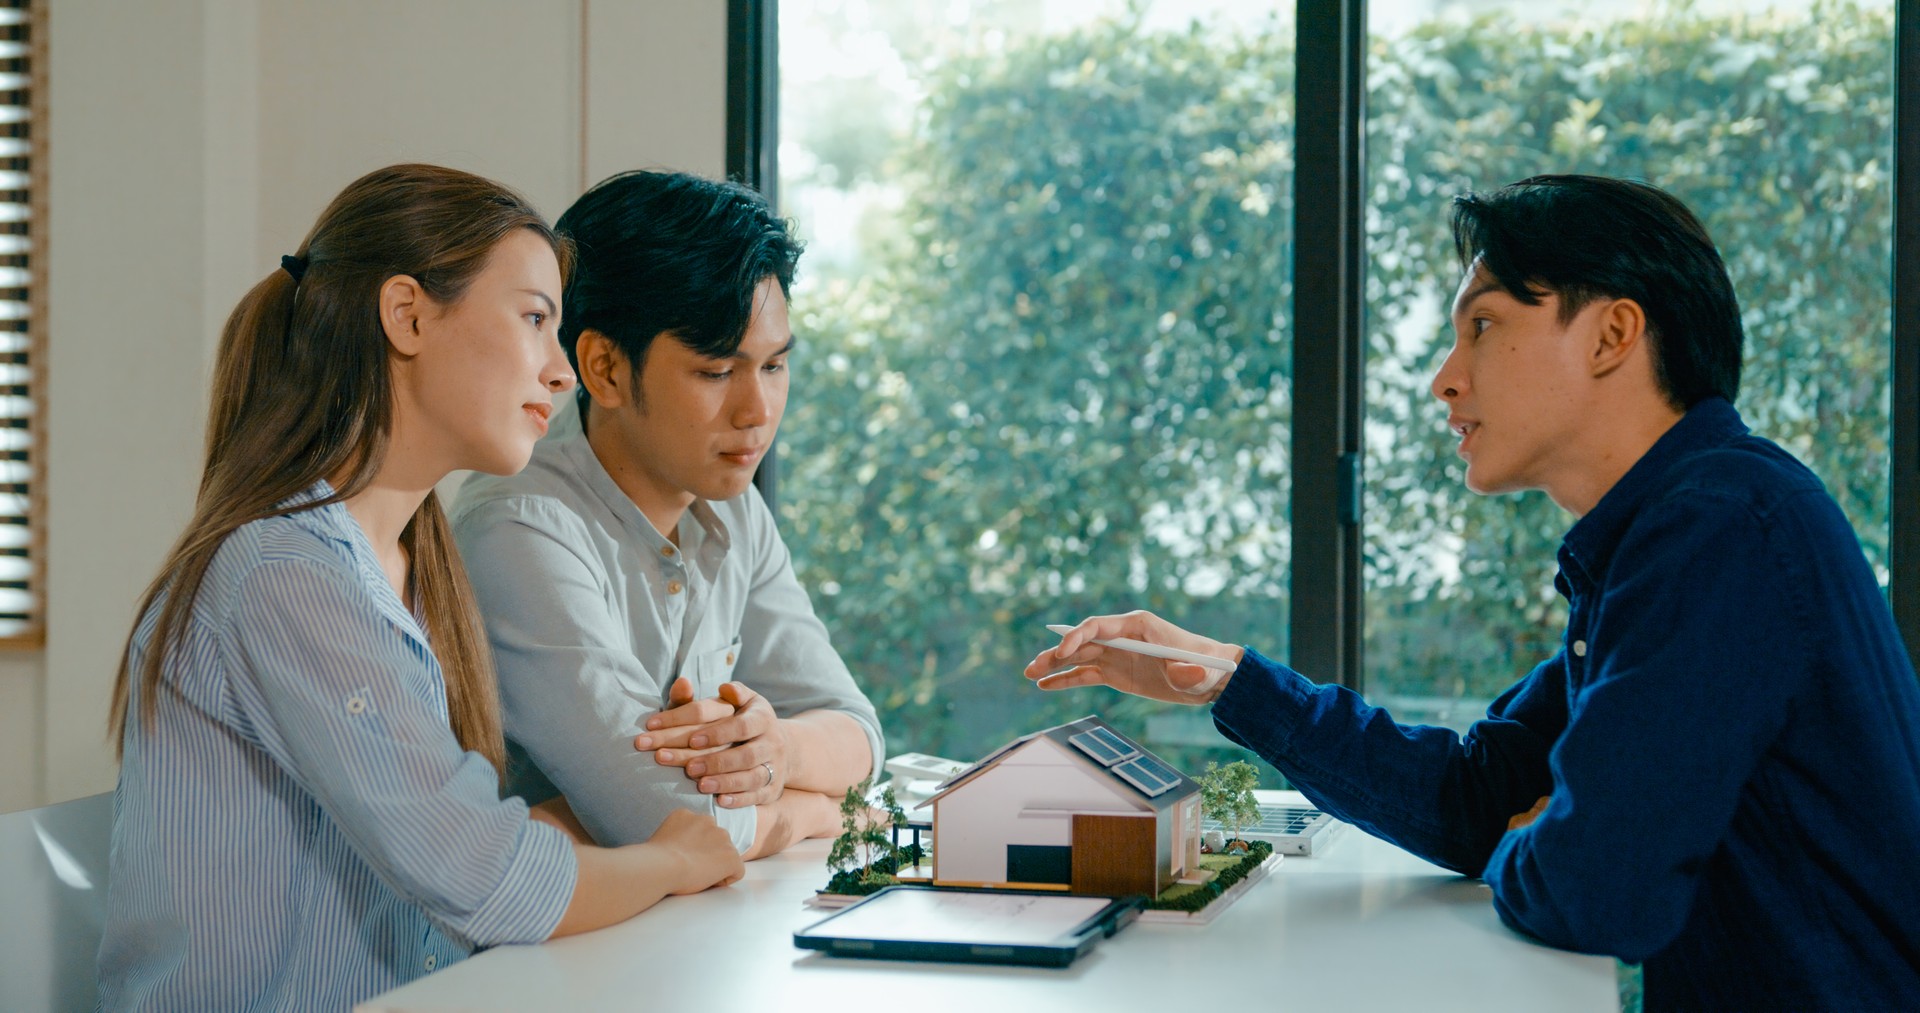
[548,809,743,938]
[550,842,686,937]
[529,795,591,843]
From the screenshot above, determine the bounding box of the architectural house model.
[916,716,1205,897]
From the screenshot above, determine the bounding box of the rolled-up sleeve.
[735,489,885,781]
[222,557,576,950]
[454,500,756,851]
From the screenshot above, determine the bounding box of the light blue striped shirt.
[97,484,577,1012]
[450,401,884,852]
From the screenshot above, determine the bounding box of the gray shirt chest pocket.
[680,637,742,699]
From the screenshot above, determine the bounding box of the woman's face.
[400,228,575,477]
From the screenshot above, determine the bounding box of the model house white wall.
[1,0,728,813]
[932,737,1149,885]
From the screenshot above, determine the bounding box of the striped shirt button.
[346,695,367,714]
[424,954,437,971]
[667,580,683,595]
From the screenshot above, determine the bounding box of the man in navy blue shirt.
[1027,175,1920,1012]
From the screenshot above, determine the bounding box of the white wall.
[42,0,237,806]
[5,0,727,813]
[583,1,727,184]
[0,653,38,810]
[933,739,1143,884]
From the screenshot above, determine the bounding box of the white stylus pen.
[1046,624,1238,672]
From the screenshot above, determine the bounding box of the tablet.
[793,885,1142,968]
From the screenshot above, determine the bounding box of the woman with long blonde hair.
[97,164,742,1011]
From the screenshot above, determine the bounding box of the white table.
[361,793,1616,1012]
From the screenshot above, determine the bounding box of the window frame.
[728,0,782,510]
[1892,0,1920,668]
[734,0,1920,685]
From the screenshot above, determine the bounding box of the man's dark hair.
[555,170,803,412]
[1451,174,1743,409]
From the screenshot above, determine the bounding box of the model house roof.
[917,715,1199,812]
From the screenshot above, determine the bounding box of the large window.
[777,1,1295,772]
[763,0,1909,763]
[1362,0,1894,724]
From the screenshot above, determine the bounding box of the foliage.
[1361,2,1893,699]
[781,5,1893,767]
[824,779,908,892]
[783,15,1297,773]
[824,843,927,897]
[1197,760,1262,843]
[1144,840,1274,913]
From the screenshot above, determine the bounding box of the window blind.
[0,0,37,642]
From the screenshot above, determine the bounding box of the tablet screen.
[805,889,1113,946]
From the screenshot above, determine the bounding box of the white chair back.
[0,792,114,1013]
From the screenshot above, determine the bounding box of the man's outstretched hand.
[1023,610,1243,705]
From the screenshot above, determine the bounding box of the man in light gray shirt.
[451,171,882,858]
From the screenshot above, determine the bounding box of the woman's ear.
[577,329,632,409]
[379,274,428,357]
[1588,297,1648,379]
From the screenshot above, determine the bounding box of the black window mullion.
[728,0,781,510]
[1291,0,1367,691]
[1893,0,1920,674]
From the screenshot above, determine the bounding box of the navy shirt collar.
[1558,397,1748,584]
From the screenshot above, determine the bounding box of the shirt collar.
[556,421,733,558]
[278,479,350,542]
[1558,397,1748,583]
[279,479,433,650]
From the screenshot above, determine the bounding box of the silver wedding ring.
[762,761,775,787]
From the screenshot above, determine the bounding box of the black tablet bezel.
[793,885,1143,968]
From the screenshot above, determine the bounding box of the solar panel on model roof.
[1129,754,1180,786]
[1068,727,1140,768]
[1114,757,1177,797]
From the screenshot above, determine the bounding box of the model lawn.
[820,730,1275,917]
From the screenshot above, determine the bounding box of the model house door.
[1069,813,1158,897]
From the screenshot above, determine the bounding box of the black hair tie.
[280,254,308,283]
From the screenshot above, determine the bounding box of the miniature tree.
[825,778,907,893]
[1197,760,1262,849]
